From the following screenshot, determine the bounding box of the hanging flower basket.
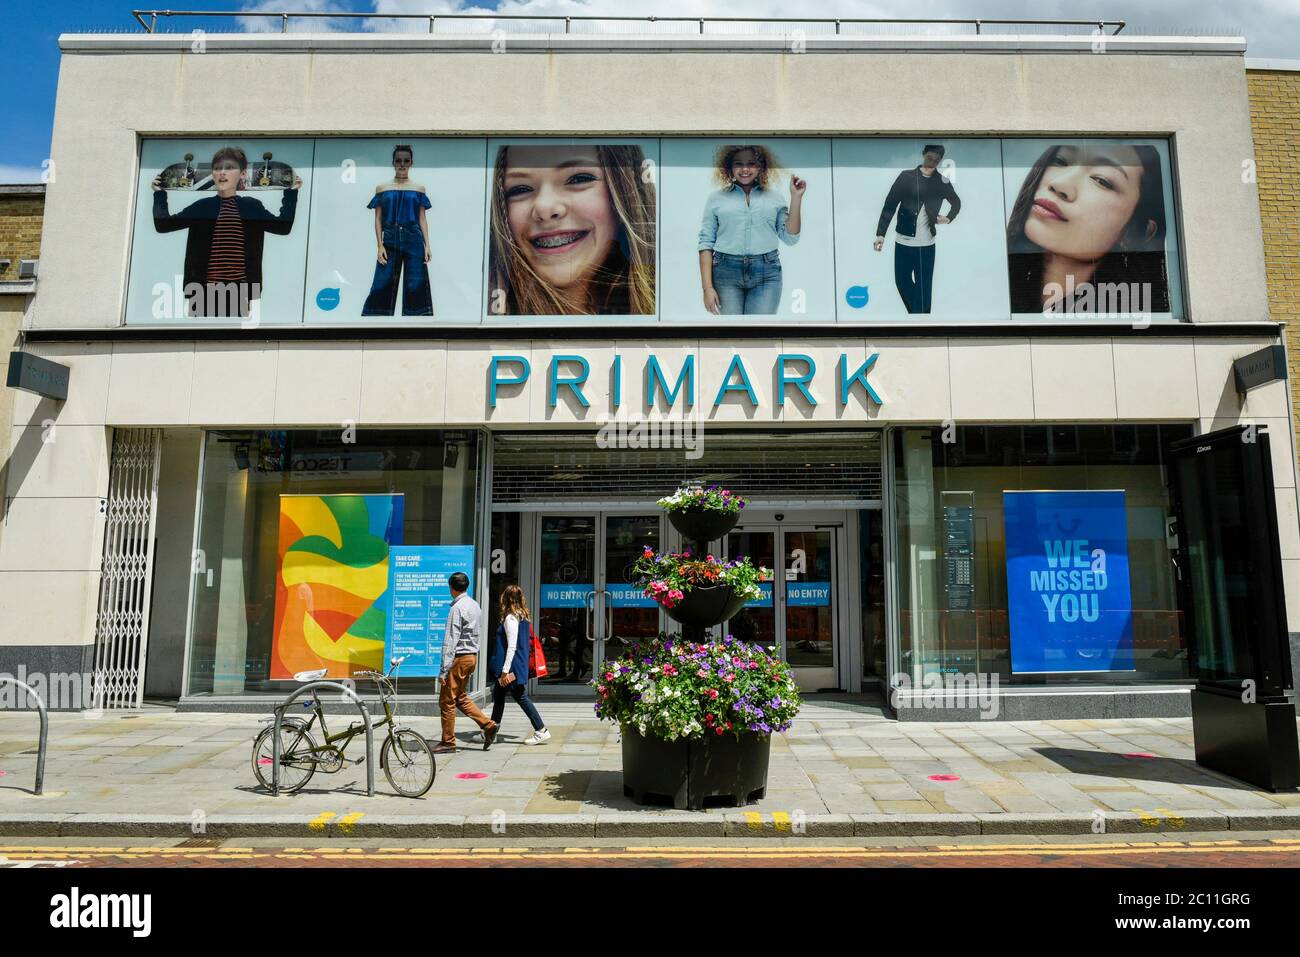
[657,486,748,546]
[631,548,766,617]
[668,509,740,547]
[663,583,748,628]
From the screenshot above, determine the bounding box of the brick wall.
[1247,69,1300,465]
[0,193,44,280]
[0,190,43,525]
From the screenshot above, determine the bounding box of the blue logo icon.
[845,284,870,309]
[316,287,341,311]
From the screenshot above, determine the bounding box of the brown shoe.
[483,723,499,751]
[431,742,458,755]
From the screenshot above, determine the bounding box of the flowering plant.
[632,547,768,610]
[657,485,748,515]
[593,633,800,741]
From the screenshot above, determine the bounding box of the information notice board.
[384,545,475,678]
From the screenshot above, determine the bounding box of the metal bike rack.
[0,677,47,795]
[270,681,375,797]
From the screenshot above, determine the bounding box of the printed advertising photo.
[5,5,1299,938]
[123,135,1185,326]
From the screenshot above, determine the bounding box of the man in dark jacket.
[873,145,961,314]
[152,146,300,318]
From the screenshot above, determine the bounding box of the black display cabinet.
[1170,425,1299,791]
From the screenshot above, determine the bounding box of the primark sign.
[487,352,882,410]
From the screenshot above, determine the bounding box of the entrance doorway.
[533,513,664,693]
[490,507,867,696]
[723,521,839,692]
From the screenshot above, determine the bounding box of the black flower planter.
[668,508,739,548]
[621,725,770,810]
[664,584,748,628]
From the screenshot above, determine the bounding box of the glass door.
[599,514,662,663]
[782,527,837,691]
[725,527,778,645]
[724,522,838,692]
[537,516,597,686]
[535,513,663,691]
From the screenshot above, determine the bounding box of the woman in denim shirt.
[698,145,805,315]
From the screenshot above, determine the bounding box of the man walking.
[434,572,498,754]
[873,144,961,314]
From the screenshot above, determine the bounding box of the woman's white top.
[502,613,520,676]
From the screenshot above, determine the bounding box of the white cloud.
[235,0,361,32]
[357,0,1294,54]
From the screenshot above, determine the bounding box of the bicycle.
[251,655,436,798]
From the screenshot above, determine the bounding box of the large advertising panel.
[833,139,1010,320]
[304,139,487,323]
[484,137,659,317]
[1003,490,1136,674]
[1000,138,1181,321]
[271,493,405,680]
[659,138,835,320]
[124,136,1184,325]
[128,138,314,324]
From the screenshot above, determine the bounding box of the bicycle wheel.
[380,730,436,798]
[252,722,318,793]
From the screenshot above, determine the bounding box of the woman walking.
[484,584,551,748]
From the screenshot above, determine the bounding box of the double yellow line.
[2,839,1298,864]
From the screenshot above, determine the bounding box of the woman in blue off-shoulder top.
[362,144,434,316]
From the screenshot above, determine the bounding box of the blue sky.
[0,0,303,181]
[2,0,1295,183]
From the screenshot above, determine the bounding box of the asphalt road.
[5,835,1300,868]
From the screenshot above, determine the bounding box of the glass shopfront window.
[487,511,523,641]
[892,424,1193,685]
[859,510,886,679]
[186,429,481,696]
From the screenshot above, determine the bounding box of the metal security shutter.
[92,428,162,710]
[492,431,882,506]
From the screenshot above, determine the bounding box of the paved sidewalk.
[1,702,1298,838]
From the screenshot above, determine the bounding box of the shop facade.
[3,23,1297,719]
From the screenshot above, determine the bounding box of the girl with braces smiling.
[487,144,656,316]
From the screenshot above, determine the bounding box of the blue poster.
[606,583,658,609]
[787,582,832,607]
[384,545,475,678]
[539,583,654,608]
[1003,491,1134,673]
[540,584,593,608]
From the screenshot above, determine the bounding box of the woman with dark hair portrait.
[1006,143,1170,315]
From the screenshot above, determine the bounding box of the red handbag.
[529,626,549,679]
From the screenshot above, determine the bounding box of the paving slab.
[1,705,1297,838]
